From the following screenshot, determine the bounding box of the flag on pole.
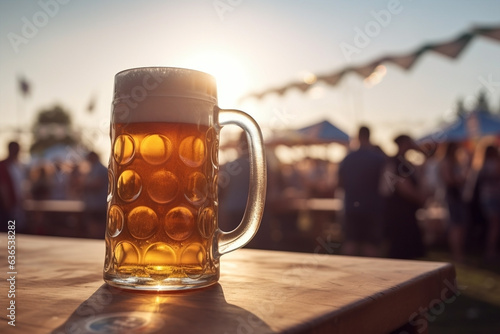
[18,76,31,97]
[87,95,97,113]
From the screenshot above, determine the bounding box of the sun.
[181,51,249,107]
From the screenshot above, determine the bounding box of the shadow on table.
[51,283,273,334]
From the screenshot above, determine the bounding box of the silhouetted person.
[82,151,108,238]
[338,126,386,257]
[50,160,70,200]
[383,135,426,259]
[31,166,51,200]
[439,142,468,263]
[477,145,500,261]
[30,165,52,234]
[421,143,442,200]
[0,141,26,232]
[219,133,273,250]
[68,164,83,200]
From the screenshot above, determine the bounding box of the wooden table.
[0,233,456,334]
[23,199,85,213]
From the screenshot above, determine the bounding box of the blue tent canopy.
[297,120,350,145]
[418,110,500,144]
[267,120,350,146]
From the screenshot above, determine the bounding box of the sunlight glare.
[181,51,249,107]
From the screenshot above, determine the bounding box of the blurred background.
[1,1,500,332]
[1,1,500,158]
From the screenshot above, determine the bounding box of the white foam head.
[112,67,218,124]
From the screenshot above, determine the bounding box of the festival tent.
[297,120,350,145]
[267,120,350,146]
[418,109,500,144]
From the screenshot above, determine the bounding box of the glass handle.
[216,107,267,255]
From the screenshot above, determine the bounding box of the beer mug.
[103,67,266,290]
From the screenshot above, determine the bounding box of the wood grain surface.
[0,233,456,333]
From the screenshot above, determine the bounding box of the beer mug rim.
[116,66,214,79]
[114,67,218,104]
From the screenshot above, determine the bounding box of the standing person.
[82,151,108,238]
[383,135,426,260]
[477,145,500,262]
[50,160,70,200]
[30,165,52,234]
[439,142,468,263]
[338,126,387,257]
[0,141,26,232]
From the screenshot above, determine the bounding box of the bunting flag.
[241,25,500,101]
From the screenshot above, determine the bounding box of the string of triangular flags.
[241,25,500,101]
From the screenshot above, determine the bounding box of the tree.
[30,105,78,155]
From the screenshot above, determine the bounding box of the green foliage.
[35,105,72,125]
[30,105,77,155]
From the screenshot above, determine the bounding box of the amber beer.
[104,121,218,284]
[104,67,266,291]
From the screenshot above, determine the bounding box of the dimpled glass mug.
[103,67,266,290]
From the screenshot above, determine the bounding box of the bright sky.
[1,0,500,159]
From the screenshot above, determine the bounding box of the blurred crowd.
[1,130,499,263]
[0,141,107,238]
[220,127,500,263]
